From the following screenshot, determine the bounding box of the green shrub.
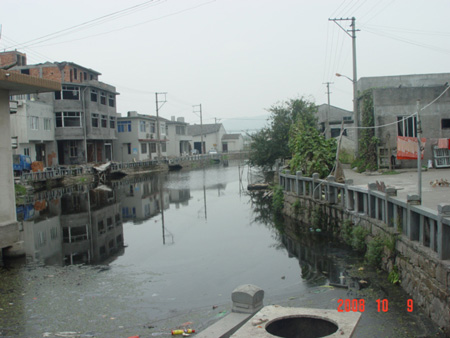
[352,226,369,252]
[366,235,385,267]
[388,265,401,285]
[272,185,284,215]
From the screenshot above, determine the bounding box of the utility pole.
[323,82,333,139]
[193,104,204,154]
[329,17,359,156]
[155,92,167,159]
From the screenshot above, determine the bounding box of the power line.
[13,0,217,50]
[6,0,164,49]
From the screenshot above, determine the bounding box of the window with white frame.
[69,141,78,157]
[101,115,107,128]
[150,122,156,133]
[100,92,106,105]
[30,116,39,130]
[150,143,157,153]
[397,116,417,137]
[54,86,80,100]
[56,112,82,128]
[141,143,147,154]
[24,148,30,156]
[92,113,99,128]
[110,116,116,129]
[108,94,115,107]
[140,121,146,132]
[161,142,166,152]
[91,89,98,102]
[44,118,52,130]
[118,121,131,132]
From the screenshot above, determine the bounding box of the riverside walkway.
[343,167,450,210]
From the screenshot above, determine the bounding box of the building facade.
[357,73,450,168]
[166,116,192,156]
[188,123,227,154]
[221,133,244,152]
[113,111,168,162]
[3,51,119,165]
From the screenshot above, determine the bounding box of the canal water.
[1,163,444,338]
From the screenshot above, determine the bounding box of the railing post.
[326,175,336,204]
[437,204,450,259]
[296,171,303,196]
[345,179,353,211]
[312,173,320,200]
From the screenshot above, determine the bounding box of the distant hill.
[221,115,269,135]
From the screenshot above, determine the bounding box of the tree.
[249,97,318,170]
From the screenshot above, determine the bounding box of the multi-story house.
[166,116,192,156]
[114,111,168,162]
[3,50,119,165]
[10,99,57,166]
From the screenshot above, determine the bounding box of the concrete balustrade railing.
[279,170,450,260]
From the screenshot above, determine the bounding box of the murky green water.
[1,163,444,337]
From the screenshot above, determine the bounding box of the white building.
[188,123,226,154]
[166,116,192,157]
[114,111,167,162]
[10,98,58,166]
[221,133,245,152]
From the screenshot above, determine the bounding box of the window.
[56,112,82,128]
[176,125,185,135]
[126,143,131,154]
[21,69,30,75]
[44,118,51,130]
[397,116,417,137]
[101,115,107,128]
[91,89,98,102]
[442,119,450,129]
[140,121,146,132]
[110,117,116,129]
[150,122,156,133]
[30,116,39,130]
[73,68,78,80]
[150,143,157,153]
[69,141,78,157]
[100,92,106,105]
[60,86,80,100]
[141,143,147,154]
[84,72,87,81]
[98,220,105,234]
[108,94,115,107]
[118,121,131,132]
[92,113,99,128]
[160,122,166,136]
[161,142,166,152]
[24,148,30,156]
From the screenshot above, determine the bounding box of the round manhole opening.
[265,316,338,338]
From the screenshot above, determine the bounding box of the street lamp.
[336,72,359,157]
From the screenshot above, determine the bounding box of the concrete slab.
[230,305,361,338]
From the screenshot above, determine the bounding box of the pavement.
[343,167,450,211]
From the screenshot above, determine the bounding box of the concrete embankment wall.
[281,187,450,331]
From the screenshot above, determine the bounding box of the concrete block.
[407,194,421,205]
[230,305,361,338]
[437,203,450,216]
[385,187,397,196]
[231,284,264,314]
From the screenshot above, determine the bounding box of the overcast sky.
[1,0,449,129]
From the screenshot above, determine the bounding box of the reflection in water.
[249,190,356,288]
[16,173,199,265]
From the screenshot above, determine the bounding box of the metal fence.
[20,167,85,183]
[279,170,450,260]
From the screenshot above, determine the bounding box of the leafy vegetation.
[388,265,401,285]
[365,235,385,267]
[271,184,284,215]
[289,119,337,178]
[249,97,318,170]
[340,220,369,252]
[352,89,379,172]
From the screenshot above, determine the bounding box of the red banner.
[397,136,426,160]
